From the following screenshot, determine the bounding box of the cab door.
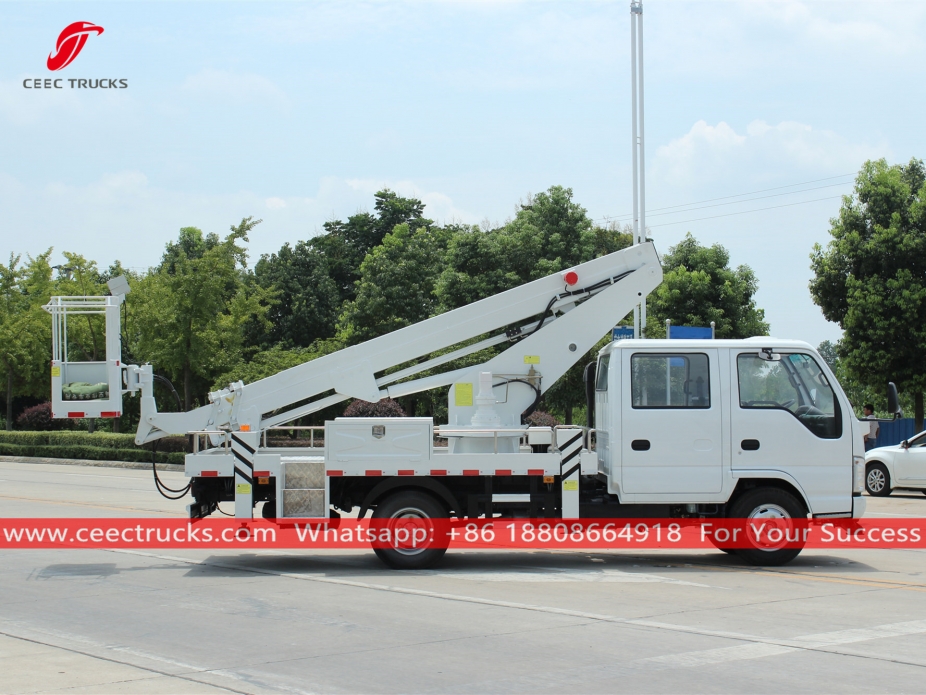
[731,351,852,514]
[620,349,723,494]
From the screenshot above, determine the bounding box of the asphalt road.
[2,460,926,694]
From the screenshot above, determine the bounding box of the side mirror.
[901,439,909,449]
[887,382,902,419]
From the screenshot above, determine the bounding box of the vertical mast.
[630,0,646,336]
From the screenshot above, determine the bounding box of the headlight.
[853,455,865,494]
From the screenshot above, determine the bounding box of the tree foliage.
[810,158,926,427]
[250,241,339,349]
[132,218,271,409]
[646,233,769,339]
[0,251,54,429]
[337,223,452,345]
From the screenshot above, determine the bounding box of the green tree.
[212,345,320,390]
[646,233,769,339]
[250,241,339,349]
[337,223,452,345]
[436,186,629,312]
[313,190,431,304]
[133,218,271,409]
[810,158,926,428]
[0,250,54,429]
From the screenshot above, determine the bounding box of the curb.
[0,455,184,472]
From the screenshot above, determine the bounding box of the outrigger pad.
[62,382,110,401]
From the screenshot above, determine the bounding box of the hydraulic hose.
[149,374,191,499]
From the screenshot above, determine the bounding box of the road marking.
[0,493,178,515]
[423,568,715,587]
[646,558,926,593]
[108,548,926,670]
[0,619,320,695]
[637,619,926,670]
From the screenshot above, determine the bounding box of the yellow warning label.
[523,355,540,364]
[51,366,60,378]
[236,483,252,495]
[454,383,473,407]
[563,479,578,491]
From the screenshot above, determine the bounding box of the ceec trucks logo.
[47,21,104,71]
[23,21,128,90]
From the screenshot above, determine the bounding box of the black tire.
[261,499,277,519]
[865,463,891,497]
[728,487,807,566]
[370,490,449,570]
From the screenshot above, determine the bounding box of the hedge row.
[0,431,187,464]
[0,442,184,465]
[0,431,188,452]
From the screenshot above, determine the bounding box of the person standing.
[863,404,879,451]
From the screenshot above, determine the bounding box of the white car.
[864,430,926,496]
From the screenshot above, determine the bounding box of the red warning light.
[563,271,579,286]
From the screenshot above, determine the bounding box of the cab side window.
[737,353,842,439]
[631,353,710,408]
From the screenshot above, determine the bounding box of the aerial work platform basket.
[43,295,125,419]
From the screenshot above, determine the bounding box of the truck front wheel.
[370,490,449,570]
[728,488,807,566]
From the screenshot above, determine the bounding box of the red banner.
[0,518,922,550]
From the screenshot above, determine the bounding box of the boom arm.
[132,242,662,443]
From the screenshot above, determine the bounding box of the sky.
[1,0,924,348]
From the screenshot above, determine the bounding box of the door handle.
[631,439,651,451]
[741,439,760,451]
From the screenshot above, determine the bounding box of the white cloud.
[653,119,885,188]
[265,197,287,210]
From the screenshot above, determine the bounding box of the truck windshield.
[737,353,842,439]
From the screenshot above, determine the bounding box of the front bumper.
[852,495,867,519]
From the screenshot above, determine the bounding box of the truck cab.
[594,338,866,524]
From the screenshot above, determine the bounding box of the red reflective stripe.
[100,411,120,418]
[200,471,218,477]
[67,412,85,418]
[495,469,512,476]
[463,469,480,476]
[253,471,270,477]
[430,469,447,476]
[528,469,545,476]
[398,470,415,476]
[327,470,343,477]
[365,470,382,476]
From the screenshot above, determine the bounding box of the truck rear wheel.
[370,490,449,570]
[728,488,807,566]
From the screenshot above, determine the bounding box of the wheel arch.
[358,477,461,519]
[728,474,811,516]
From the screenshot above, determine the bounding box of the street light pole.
[630,0,646,337]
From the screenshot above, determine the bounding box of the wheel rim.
[867,468,886,493]
[747,503,792,552]
[386,505,432,556]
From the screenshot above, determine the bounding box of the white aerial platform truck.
[44,241,868,568]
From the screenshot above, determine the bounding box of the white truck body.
[44,241,866,567]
